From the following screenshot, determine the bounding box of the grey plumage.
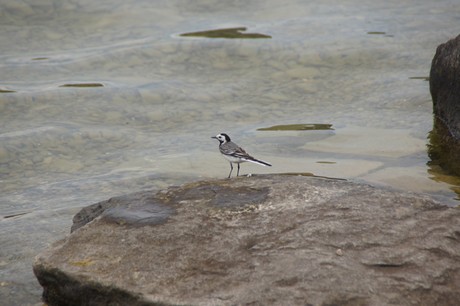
[212,133,271,178]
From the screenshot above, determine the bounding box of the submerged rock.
[33,175,460,306]
[429,34,460,175]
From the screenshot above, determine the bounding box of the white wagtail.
[212,133,272,178]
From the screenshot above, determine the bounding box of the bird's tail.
[245,157,272,167]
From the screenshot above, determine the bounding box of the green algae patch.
[258,124,334,131]
[59,83,104,88]
[0,89,16,93]
[180,27,271,39]
[367,31,393,37]
[279,172,315,177]
[3,211,29,219]
[279,172,346,181]
[70,259,94,267]
[409,76,430,81]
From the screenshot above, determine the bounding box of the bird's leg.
[228,162,233,178]
[237,163,240,177]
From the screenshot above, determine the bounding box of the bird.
[211,133,272,178]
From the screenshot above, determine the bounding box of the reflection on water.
[427,118,460,176]
[426,117,460,199]
[427,164,460,201]
[1,0,460,304]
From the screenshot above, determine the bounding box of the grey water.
[1,0,460,304]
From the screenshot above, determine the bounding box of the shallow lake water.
[1,0,460,304]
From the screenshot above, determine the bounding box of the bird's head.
[211,133,231,144]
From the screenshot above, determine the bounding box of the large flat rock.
[33,175,460,305]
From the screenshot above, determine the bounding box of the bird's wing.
[221,142,252,158]
[232,146,252,158]
[221,142,271,166]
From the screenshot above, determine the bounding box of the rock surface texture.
[429,34,460,175]
[430,33,460,139]
[34,175,460,306]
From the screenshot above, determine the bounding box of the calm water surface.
[1,0,460,304]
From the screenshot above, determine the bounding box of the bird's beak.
[211,136,217,139]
